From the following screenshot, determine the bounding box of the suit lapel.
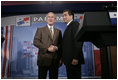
[63,21,73,39]
[45,26,58,42]
[53,28,58,42]
[45,26,53,40]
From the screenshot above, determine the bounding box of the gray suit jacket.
[33,26,62,66]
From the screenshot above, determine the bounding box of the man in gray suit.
[33,12,62,79]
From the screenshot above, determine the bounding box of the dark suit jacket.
[33,26,62,66]
[62,21,85,66]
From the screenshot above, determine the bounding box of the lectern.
[76,12,117,78]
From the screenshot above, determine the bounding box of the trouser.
[38,64,58,79]
[66,64,81,79]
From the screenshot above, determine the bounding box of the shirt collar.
[67,20,73,26]
[47,24,54,29]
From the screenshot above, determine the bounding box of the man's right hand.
[48,45,57,52]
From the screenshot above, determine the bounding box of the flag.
[93,45,101,76]
[109,12,117,25]
[16,16,30,26]
[1,25,13,78]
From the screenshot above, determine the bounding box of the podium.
[76,12,117,78]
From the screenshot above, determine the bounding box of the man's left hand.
[72,59,78,65]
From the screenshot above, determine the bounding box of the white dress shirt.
[47,24,54,36]
[67,20,73,26]
[47,24,58,50]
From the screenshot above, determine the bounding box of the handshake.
[48,45,58,52]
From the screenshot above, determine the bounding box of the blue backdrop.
[10,22,95,78]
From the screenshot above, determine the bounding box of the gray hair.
[46,12,56,19]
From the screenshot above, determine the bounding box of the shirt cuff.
[55,46,58,50]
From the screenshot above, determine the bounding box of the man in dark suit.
[33,12,62,79]
[62,9,85,79]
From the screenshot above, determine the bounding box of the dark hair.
[63,9,74,19]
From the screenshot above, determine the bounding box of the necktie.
[50,26,53,39]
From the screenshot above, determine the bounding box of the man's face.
[46,13,56,26]
[63,11,72,23]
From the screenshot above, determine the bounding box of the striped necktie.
[50,26,53,39]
